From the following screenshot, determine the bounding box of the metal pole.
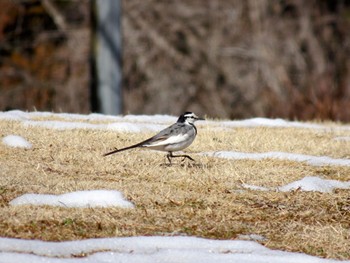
[92,0,122,115]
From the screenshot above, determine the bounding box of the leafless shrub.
[122,0,350,121]
[0,0,90,113]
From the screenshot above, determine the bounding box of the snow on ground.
[279,176,350,193]
[23,119,166,133]
[208,151,350,193]
[334,136,350,141]
[0,236,348,263]
[2,135,32,149]
[0,110,172,132]
[9,190,134,208]
[242,176,350,193]
[204,151,350,167]
[218,117,328,129]
[2,110,350,262]
[2,110,350,131]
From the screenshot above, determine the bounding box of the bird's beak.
[196,116,205,121]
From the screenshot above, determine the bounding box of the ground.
[0,111,349,260]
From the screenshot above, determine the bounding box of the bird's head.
[177,112,205,124]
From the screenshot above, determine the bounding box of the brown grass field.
[1,114,350,260]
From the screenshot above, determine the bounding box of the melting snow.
[242,176,350,193]
[9,190,134,208]
[278,176,350,193]
[2,135,32,149]
[204,151,350,167]
[0,236,347,263]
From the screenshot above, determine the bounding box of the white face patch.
[184,113,198,124]
[184,113,196,118]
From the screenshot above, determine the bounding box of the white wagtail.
[103,112,204,163]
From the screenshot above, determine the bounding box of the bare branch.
[41,0,67,31]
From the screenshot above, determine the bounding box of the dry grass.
[1,117,350,259]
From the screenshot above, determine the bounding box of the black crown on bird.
[177,112,203,124]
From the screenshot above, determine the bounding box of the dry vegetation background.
[1,115,350,259]
[0,0,91,113]
[123,0,350,120]
[1,0,350,120]
[1,1,350,260]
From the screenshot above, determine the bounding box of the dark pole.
[91,0,122,115]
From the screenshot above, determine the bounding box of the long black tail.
[103,145,138,157]
[103,138,151,157]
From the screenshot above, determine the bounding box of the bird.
[103,112,205,164]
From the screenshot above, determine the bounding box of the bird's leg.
[180,155,195,162]
[168,152,195,162]
[166,152,173,165]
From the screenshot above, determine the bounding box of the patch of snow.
[106,122,165,133]
[278,176,350,193]
[2,135,32,149]
[0,110,174,123]
[122,114,176,123]
[20,119,165,133]
[0,236,347,263]
[0,110,172,133]
[219,118,330,130]
[237,234,267,242]
[241,183,269,191]
[205,151,350,167]
[3,110,350,133]
[334,136,350,141]
[0,110,29,121]
[241,176,350,193]
[9,190,134,208]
